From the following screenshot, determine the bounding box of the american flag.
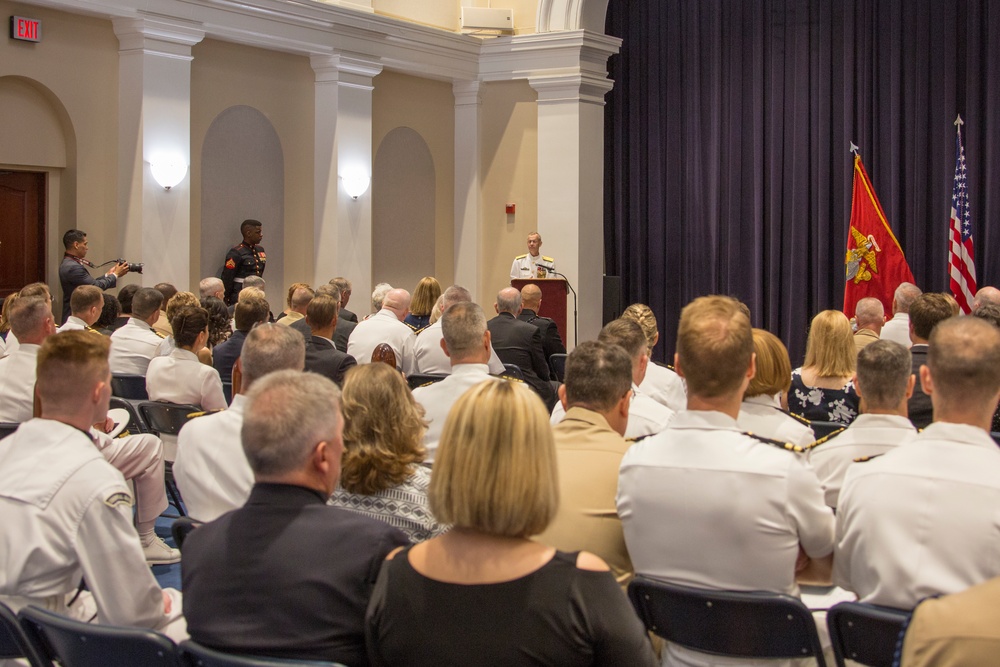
[949,116,977,313]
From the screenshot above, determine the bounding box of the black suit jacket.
[304,335,357,386]
[908,344,933,429]
[340,307,358,323]
[517,309,566,361]
[488,312,555,407]
[212,329,247,385]
[58,256,117,322]
[182,484,407,665]
[291,317,354,354]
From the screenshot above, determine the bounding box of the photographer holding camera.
[58,229,131,323]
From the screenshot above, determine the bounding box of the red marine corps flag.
[843,146,915,317]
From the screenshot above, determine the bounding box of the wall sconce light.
[150,156,188,190]
[341,170,370,200]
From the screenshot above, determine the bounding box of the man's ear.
[440,336,452,358]
[904,373,916,400]
[919,364,933,396]
[673,353,684,378]
[558,383,568,411]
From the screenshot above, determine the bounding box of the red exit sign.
[10,16,41,42]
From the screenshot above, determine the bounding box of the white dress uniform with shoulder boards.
[412,363,497,463]
[109,317,166,375]
[550,384,674,440]
[0,419,185,639]
[346,309,414,370]
[834,421,1000,609]
[146,348,227,411]
[401,320,506,376]
[738,394,816,449]
[56,316,90,333]
[639,362,687,412]
[806,413,916,509]
[509,254,556,280]
[0,343,41,422]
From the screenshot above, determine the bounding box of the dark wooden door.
[0,171,46,299]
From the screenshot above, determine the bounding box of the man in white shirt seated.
[109,287,166,375]
[835,316,1000,610]
[2,282,52,358]
[175,323,306,522]
[0,296,56,422]
[807,340,917,509]
[880,282,921,348]
[57,284,104,333]
[346,288,412,368]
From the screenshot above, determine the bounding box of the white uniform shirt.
[346,309,414,370]
[551,384,674,440]
[738,394,816,448]
[109,318,165,375]
[639,362,687,412]
[0,419,178,632]
[509,253,556,280]
[0,343,40,422]
[174,394,253,522]
[401,320,506,376]
[4,331,21,356]
[146,348,227,411]
[807,413,915,509]
[834,422,1000,609]
[880,313,911,348]
[56,316,89,333]
[412,363,496,463]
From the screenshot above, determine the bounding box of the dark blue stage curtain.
[605,0,1000,363]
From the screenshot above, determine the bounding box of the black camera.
[118,259,144,274]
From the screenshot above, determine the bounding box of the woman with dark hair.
[197,296,233,365]
[95,293,122,335]
[110,283,140,332]
[146,305,227,410]
[329,363,447,542]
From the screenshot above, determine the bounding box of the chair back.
[111,374,150,400]
[109,397,149,434]
[180,640,346,666]
[827,601,910,667]
[137,402,204,437]
[370,343,396,368]
[500,364,525,381]
[221,381,233,406]
[171,517,201,551]
[548,353,567,382]
[810,420,845,439]
[18,605,182,667]
[0,422,20,441]
[0,601,47,665]
[627,576,826,665]
[406,374,447,390]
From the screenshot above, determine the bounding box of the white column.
[311,54,382,301]
[453,80,483,294]
[114,18,204,288]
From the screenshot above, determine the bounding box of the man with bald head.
[346,287,412,369]
[973,286,1000,313]
[488,286,555,408]
[835,316,1000,609]
[853,297,884,352]
[517,283,566,361]
[881,282,922,348]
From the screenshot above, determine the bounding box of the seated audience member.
[197,295,233,365]
[973,286,1000,314]
[881,282,921,348]
[906,292,954,429]
[199,276,225,301]
[155,291,201,357]
[176,324,305,523]
[787,310,860,426]
[853,297,884,351]
[110,283,139,333]
[834,317,1000,609]
[109,287,166,374]
[404,276,441,331]
[401,285,505,376]
[518,283,567,362]
[95,293,122,335]
[618,296,833,666]
[900,575,1000,666]
[973,306,1000,433]
[412,302,498,462]
[0,297,56,421]
[347,288,412,368]
[536,341,635,585]
[152,282,178,338]
[551,319,674,439]
[808,340,917,508]
[276,283,314,326]
[146,306,227,410]
[331,277,358,322]
[366,380,657,666]
[302,295,357,386]
[737,328,816,447]
[213,296,270,384]
[182,370,408,664]
[621,303,686,411]
[367,282,393,318]
[4,282,52,357]
[57,285,104,333]
[329,363,447,542]
[427,295,444,325]
[290,283,351,352]
[488,287,555,408]
[0,332,185,638]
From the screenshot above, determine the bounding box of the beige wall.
[375,0,540,33]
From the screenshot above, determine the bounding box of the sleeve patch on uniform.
[104,491,133,509]
[225,258,237,269]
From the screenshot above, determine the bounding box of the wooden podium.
[512,278,568,347]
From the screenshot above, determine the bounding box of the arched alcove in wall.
[372,127,436,290]
[200,105,284,301]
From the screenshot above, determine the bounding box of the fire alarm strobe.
[505,203,516,214]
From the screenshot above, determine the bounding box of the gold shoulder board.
[744,431,804,454]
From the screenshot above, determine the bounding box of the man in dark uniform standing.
[58,229,130,323]
[222,220,266,306]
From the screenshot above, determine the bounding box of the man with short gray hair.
[347,287,412,368]
[330,277,357,323]
[973,286,1000,313]
[853,297,885,352]
[175,324,306,522]
[881,281,922,348]
[0,297,57,421]
[199,277,225,301]
[181,370,407,664]
[488,286,555,408]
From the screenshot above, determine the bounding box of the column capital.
[113,17,204,59]
[528,72,614,106]
[452,80,483,107]
[311,53,383,89]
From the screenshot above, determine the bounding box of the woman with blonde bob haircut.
[365,380,656,666]
[404,276,442,331]
[737,329,816,447]
[328,363,446,542]
[786,310,860,426]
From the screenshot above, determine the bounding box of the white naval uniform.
[879,312,911,348]
[509,253,556,280]
[0,419,185,639]
[551,384,674,440]
[412,363,497,463]
[737,394,816,449]
[346,309,413,370]
[0,343,40,422]
[174,394,254,522]
[146,348,227,411]
[807,413,915,509]
[639,363,687,412]
[56,316,89,333]
[3,331,20,356]
[401,320,506,376]
[618,410,835,666]
[834,421,1000,609]
[109,317,165,375]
